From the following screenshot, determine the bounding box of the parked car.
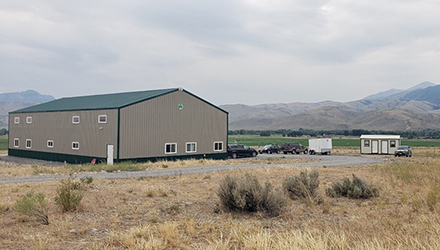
[394,145,412,157]
[258,144,280,154]
[280,142,308,154]
[227,144,258,158]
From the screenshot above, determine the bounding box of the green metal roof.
[11,88,180,113]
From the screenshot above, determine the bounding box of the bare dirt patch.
[1,148,439,249]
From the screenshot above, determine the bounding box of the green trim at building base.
[123,152,228,163]
[8,148,227,164]
[8,148,104,164]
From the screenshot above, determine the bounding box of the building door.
[107,144,114,166]
[372,140,379,154]
[381,140,388,154]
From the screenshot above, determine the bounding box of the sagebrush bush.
[427,187,440,212]
[326,174,379,199]
[80,176,94,184]
[14,191,49,225]
[55,176,86,212]
[283,170,320,203]
[217,173,286,217]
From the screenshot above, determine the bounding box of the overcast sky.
[1,0,439,105]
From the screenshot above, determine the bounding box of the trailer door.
[381,141,388,154]
[372,140,378,154]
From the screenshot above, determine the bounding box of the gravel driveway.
[0,154,383,184]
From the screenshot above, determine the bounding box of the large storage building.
[8,88,228,164]
[360,135,401,155]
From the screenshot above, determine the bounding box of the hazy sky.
[1,0,439,105]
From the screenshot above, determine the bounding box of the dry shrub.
[217,173,286,217]
[13,191,49,225]
[427,187,440,212]
[0,203,8,213]
[54,175,86,212]
[326,174,379,199]
[283,170,320,203]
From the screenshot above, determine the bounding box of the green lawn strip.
[228,135,440,147]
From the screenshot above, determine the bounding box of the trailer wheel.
[310,150,315,155]
[304,149,308,154]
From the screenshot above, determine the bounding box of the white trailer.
[308,138,332,155]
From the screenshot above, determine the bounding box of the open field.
[1,136,440,154]
[229,135,440,147]
[0,136,7,154]
[2,148,440,249]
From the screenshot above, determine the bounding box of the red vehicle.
[280,142,308,154]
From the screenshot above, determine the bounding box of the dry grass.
[0,156,315,178]
[1,148,440,249]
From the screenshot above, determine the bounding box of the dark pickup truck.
[280,142,308,154]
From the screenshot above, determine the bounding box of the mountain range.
[0,90,55,128]
[1,84,440,131]
[220,81,440,131]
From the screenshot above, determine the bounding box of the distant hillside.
[0,90,55,128]
[402,85,440,106]
[0,90,54,103]
[229,106,440,131]
[365,81,436,100]
[224,81,440,131]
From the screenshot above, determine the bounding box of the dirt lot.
[1,148,439,249]
[0,152,383,184]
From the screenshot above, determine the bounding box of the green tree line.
[0,128,8,136]
[229,129,440,139]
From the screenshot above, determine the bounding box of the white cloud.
[1,0,440,104]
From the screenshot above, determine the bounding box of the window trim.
[364,140,370,147]
[26,116,32,124]
[214,141,224,151]
[72,116,80,124]
[98,115,107,124]
[14,117,20,124]
[72,142,80,150]
[390,140,396,148]
[47,140,54,148]
[165,143,177,154]
[14,138,19,148]
[186,142,197,153]
[26,139,32,149]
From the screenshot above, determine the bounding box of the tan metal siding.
[9,110,118,158]
[360,139,372,154]
[119,90,227,159]
[360,138,401,155]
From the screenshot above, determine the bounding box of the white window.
[364,140,370,147]
[26,139,32,149]
[72,116,80,124]
[14,138,19,148]
[186,142,197,153]
[14,117,20,124]
[98,115,107,124]
[214,141,223,151]
[165,143,177,154]
[390,140,396,148]
[72,142,80,150]
[26,116,32,124]
[47,140,54,148]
